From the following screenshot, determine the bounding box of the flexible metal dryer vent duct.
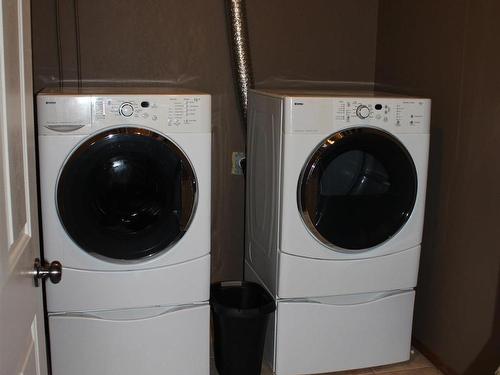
[226,0,252,278]
[226,0,254,124]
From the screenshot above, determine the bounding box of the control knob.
[119,103,134,117]
[356,105,371,119]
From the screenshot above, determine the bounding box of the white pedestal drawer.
[49,303,209,375]
[274,290,415,375]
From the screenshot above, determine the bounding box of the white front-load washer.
[37,87,211,375]
[245,89,431,375]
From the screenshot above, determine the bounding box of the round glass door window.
[299,127,417,251]
[57,127,197,261]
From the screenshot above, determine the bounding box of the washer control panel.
[92,95,210,133]
[36,91,211,135]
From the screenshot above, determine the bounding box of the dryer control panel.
[334,99,429,130]
[286,96,431,134]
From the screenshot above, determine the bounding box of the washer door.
[298,127,417,251]
[57,127,197,261]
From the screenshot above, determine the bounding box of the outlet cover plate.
[231,152,245,175]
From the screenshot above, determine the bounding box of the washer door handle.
[33,258,62,287]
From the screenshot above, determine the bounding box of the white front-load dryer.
[246,89,431,298]
[37,87,211,375]
[245,89,431,375]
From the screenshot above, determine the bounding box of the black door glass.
[299,128,417,251]
[57,127,196,261]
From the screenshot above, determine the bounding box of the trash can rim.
[210,281,276,317]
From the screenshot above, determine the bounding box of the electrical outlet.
[231,152,246,175]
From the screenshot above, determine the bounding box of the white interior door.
[0,0,48,374]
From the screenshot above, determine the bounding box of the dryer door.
[57,127,197,261]
[298,127,417,252]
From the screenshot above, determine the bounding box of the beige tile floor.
[210,347,443,375]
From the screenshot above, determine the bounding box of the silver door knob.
[33,258,62,287]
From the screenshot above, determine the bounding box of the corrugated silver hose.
[226,0,253,279]
[226,0,254,123]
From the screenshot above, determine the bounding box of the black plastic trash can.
[210,281,276,375]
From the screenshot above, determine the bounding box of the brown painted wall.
[31,0,379,281]
[376,1,500,374]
